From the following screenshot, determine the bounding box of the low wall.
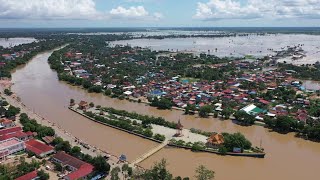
[69,107,266,158]
[68,107,163,144]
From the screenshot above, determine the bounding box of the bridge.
[131,140,169,166]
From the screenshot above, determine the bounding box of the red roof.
[259,99,270,105]
[0,131,28,141]
[0,127,22,136]
[15,170,37,180]
[53,151,94,180]
[66,164,94,180]
[25,139,54,156]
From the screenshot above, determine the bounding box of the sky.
[0,0,320,28]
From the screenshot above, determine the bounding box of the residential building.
[206,133,224,149]
[15,170,38,180]
[25,139,55,158]
[0,137,25,160]
[51,151,94,180]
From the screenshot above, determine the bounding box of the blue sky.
[0,0,319,28]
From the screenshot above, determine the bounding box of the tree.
[89,102,94,108]
[234,111,255,126]
[111,167,120,180]
[220,107,233,119]
[70,146,81,157]
[5,105,20,117]
[55,141,71,153]
[37,170,49,180]
[139,159,173,180]
[92,156,110,173]
[151,98,173,110]
[4,88,13,96]
[105,89,112,96]
[185,104,196,115]
[52,137,63,146]
[199,105,212,118]
[195,165,215,180]
[122,163,133,178]
[191,142,205,152]
[275,116,296,133]
[218,146,228,155]
[222,132,252,152]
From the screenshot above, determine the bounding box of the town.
[0,29,320,180]
[48,37,320,142]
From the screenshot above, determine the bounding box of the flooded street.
[10,49,320,179]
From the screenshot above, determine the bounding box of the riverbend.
[9,49,320,180]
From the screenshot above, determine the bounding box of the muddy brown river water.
[11,50,320,180]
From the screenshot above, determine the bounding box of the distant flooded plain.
[9,48,320,179]
[0,37,37,48]
[112,34,320,65]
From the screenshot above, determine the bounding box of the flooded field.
[112,34,320,64]
[0,37,37,48]
[10,49,320,180]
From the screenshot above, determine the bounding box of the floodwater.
[10,50,158,161]
[0,37,37,48]
[11,49,320,180]
[112,34,320,64]
[302,80,320,91]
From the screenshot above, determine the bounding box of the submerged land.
[0,28,320,180]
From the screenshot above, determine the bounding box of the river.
[11,49,320,180]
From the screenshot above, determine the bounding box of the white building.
[0,138,25,160]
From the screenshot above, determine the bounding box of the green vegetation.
[132,159,214,180]
[0,157,42,179]
[5,105,20,117]
[4,88,13,96]
[279,63,320,81]
[153,133,166,141]
[234,110,256,126]
[150,97,173,110]
[0,38,65,78]
[19,113,55,138]
[101,107,178,129]
[220,132,252,152]
[184,104,196,115]
[195,165,215,180]
[199,105,212,118]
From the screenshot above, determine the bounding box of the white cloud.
[0,0,163,21]
[0,0,101,20]
[194,0,320,21]
[109,6,163,20]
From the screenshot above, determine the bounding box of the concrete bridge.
[131,140,169,166]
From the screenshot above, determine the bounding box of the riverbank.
[69,104,265,158]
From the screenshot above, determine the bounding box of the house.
[42,136,55,144]
[2,54,14,61]
[206,133,224,148]
[0,118,15,129]
[25,139,55,158]
[52,151,94,180]
[15,170,38,180]
[0,127,33,141]
[295,109,308,123]
[78,101,89,111]
[240,104,265,116]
